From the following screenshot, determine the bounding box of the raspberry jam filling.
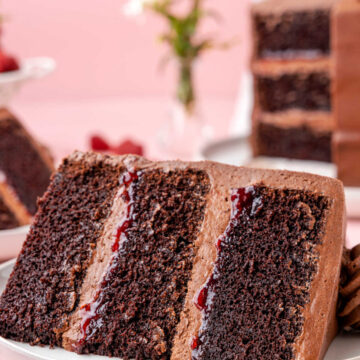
[191,186,263,358]
[77,170,140,347]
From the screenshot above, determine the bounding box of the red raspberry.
[112,139,144,156]
[3,56,19,72]
[0,51,19,72]
[90,135,110,151]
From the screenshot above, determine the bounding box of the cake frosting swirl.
[338,245,360,330]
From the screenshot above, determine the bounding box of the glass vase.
[158,100,213,160]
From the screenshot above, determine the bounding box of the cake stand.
[0,57,56,106]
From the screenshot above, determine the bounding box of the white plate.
[0,57,56,107]
[200,136,360,219]
[0,226,29,262]
[0,260,359,359]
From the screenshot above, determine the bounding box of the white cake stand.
[0,56,56,106]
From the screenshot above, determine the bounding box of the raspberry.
[90,135,110,151]
[112,139,144,156]
[0,51,19,73]
[4,56,19,72]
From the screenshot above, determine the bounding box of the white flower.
[123,0,157,17]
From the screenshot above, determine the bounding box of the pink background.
[0,0,252,161]
[2,0,251,103]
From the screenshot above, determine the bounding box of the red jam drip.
[231,187,255,216]
[191,335,201,350]
[78,170,139,347]
[111,171,138,252]
[194,274,216,312]
[192,186,261,358]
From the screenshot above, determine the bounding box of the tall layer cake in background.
[0,109,54,229]
[0,152,345,359]
[251,0,336,162]
[332,0,360,186]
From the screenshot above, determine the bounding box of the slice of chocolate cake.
[0,152,345,359]
[0,108,54,229]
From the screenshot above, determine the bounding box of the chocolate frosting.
[253,109,334,132]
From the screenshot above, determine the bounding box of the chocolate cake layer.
[192,186,329,359]
[253,111,334,162]
[0,195,19,230]
[252,0,335,58]
[0,154,124,346]
[256,72,331,112]
[253,60,331,112]
[256,122,332,161]
[0,109,53,215]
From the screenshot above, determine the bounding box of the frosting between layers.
[252,57,331,76]
[253,109,334,133]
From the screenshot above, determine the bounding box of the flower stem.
[177,60,195,115]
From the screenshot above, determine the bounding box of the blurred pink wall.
[2,0,250,102]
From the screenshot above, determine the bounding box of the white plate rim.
[0,225,30,236]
